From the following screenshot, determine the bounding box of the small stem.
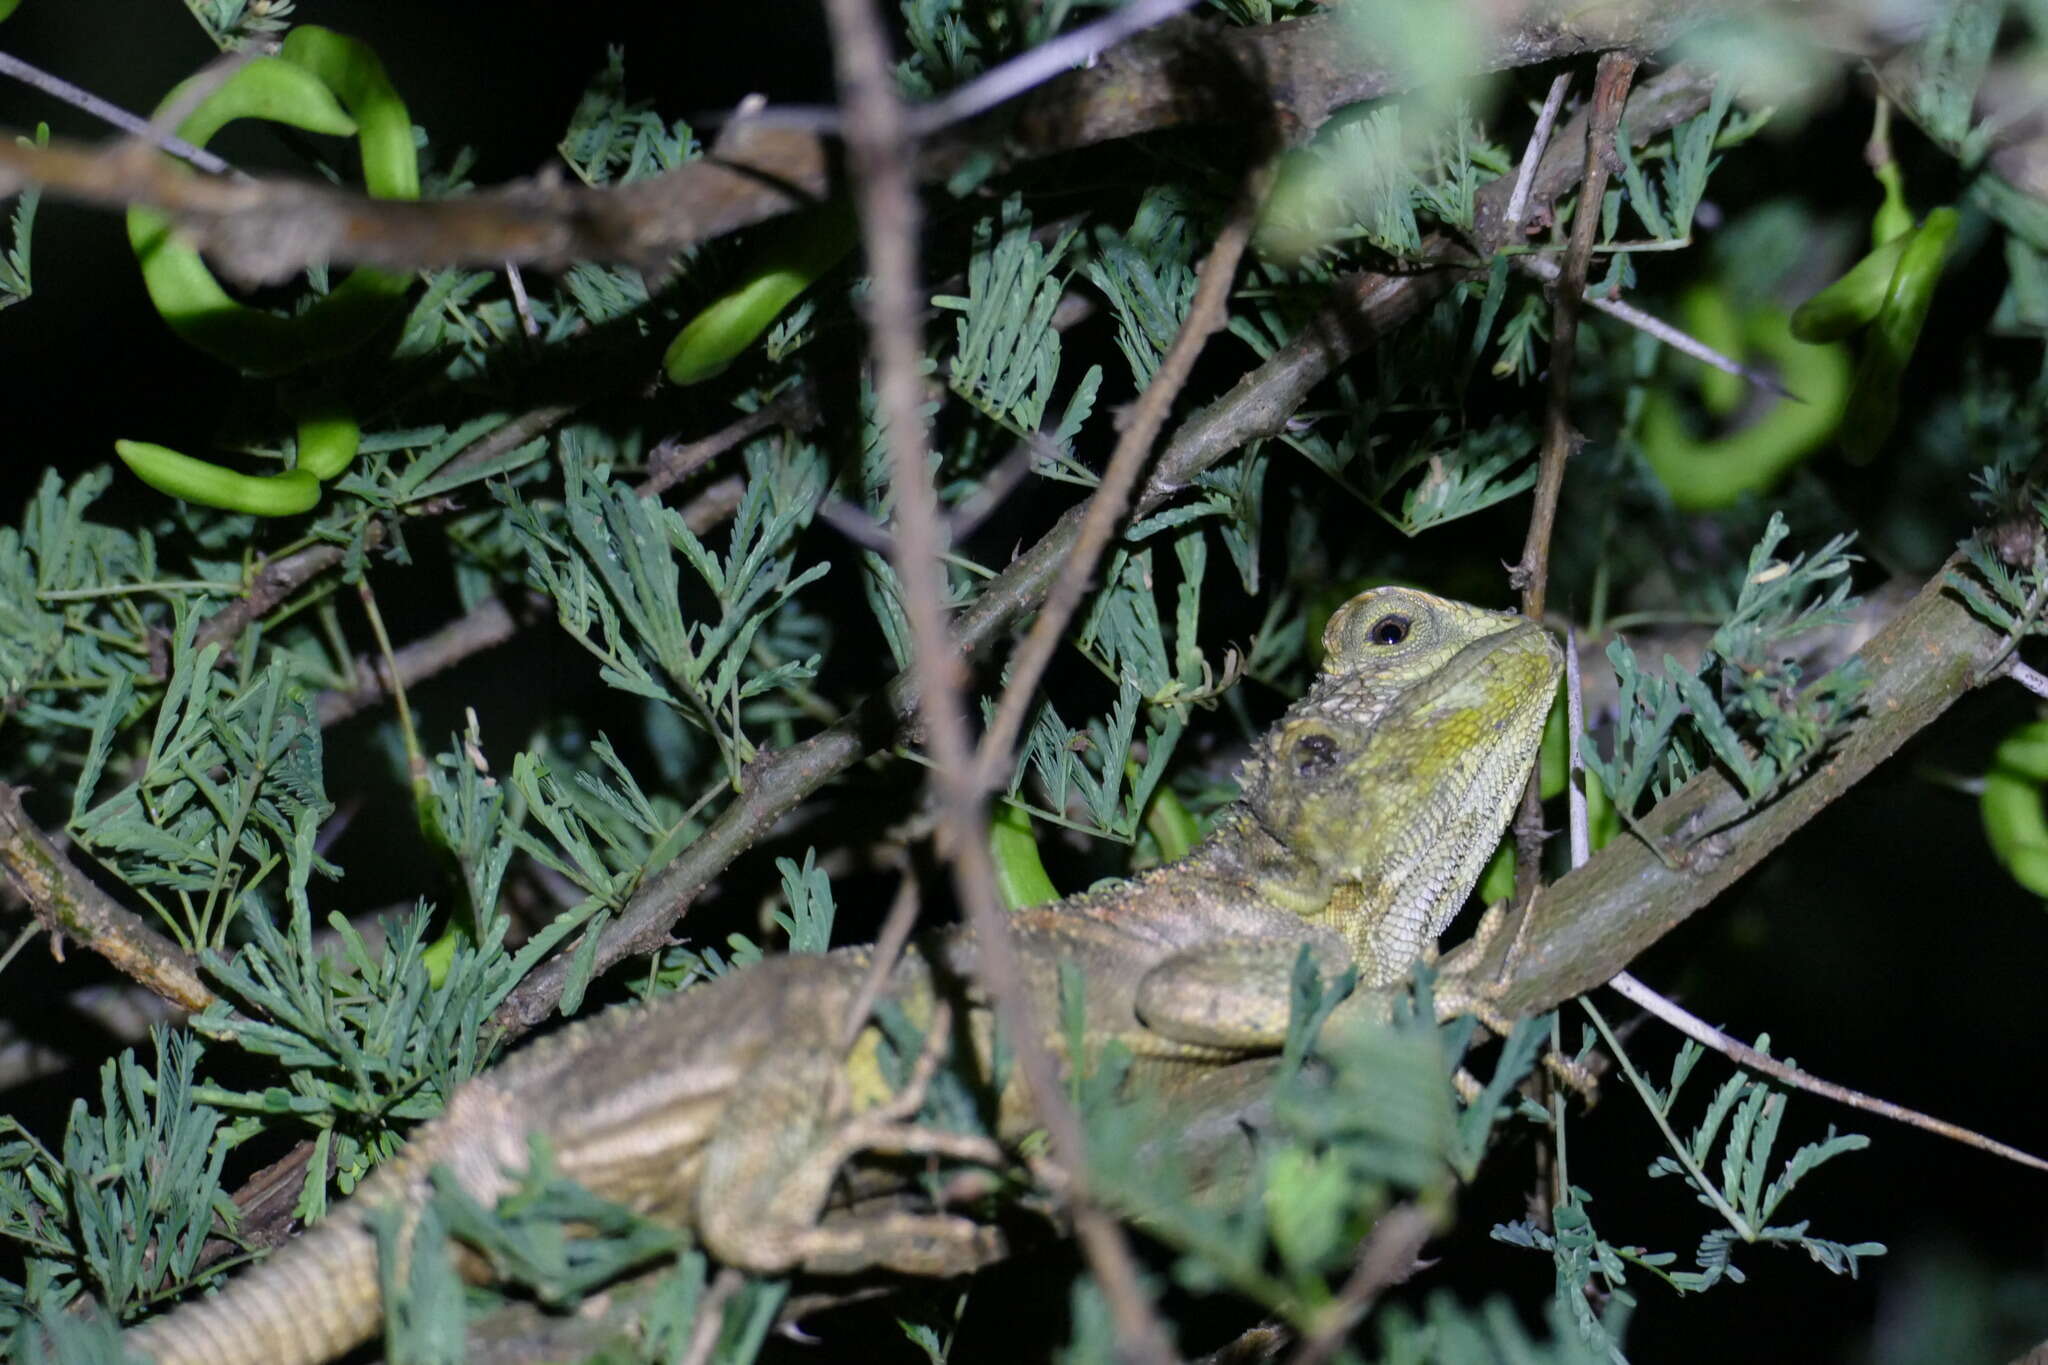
[1579,994,1755,1239]
[2005,658,2048,698]
[0,919,43,978]
[1503,73,1572,232]
[0,50,232,173]
[1604,970,2048,1174]
[356,579,429,803]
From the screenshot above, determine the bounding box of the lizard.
[121,585,1562,1365]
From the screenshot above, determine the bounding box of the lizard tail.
[121,1208,382,1365]
[122,1084,522,1365]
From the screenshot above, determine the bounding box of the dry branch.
[1475,559,2006,1015]
[0,0,1747,286]
[0,783,216,1012]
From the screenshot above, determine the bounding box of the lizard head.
[1238,586,1563,983]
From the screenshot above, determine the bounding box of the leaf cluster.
[1584,513,1867,817]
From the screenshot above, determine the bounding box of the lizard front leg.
[1131,934,1362,1052]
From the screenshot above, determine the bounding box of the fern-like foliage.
[509,445,829,784]
[0,471,192,757]
[1949,438,2048,642]
[1498,1018,1882,1351]
[1284,406,1540,537]
[69,615,334,952]
[1642,1038,1884,1290]
[1074,959,1553,1342]
[557,48,698,186]
[182,0,295,47]
[1086,188,1200,390]
[1615,85,1738,243]
[936,197,1102,475]
[1258,102,1508,261]
[0,125,40,311]
[0,1031,233,1336]
[1584,514,1866,817]
[430,1138,683,1306]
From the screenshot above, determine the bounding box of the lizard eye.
[1369,613,1411,646]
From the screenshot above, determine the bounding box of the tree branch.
[0,783,216,1011]
[1511,51,1636,913]
[823,0,1174,1348]
[0,2,1744,287]
[1473,559,2007,1016]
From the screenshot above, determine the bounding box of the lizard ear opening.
[1242,718,1364,853]
[1288,728,1344,778]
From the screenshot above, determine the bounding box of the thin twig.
[0,919,41,979]
[192,543,350,657]
[947,431,1058,541]
[1503,73,1572,232]
[1513,252,1795,400]
[820,0,1173,1356]
[676,1268,746,1365]
[837,863,922,1052]
[639,394,810,497]
[814,496,898,553]
[1515,51,1637,621]
[317,596,521,728]
[504,262,540,338]
[432,401,581,490]
[2005,658,2048,698]
[1288,1203,1434,1365]
[1510,52,1637,915]
[145,48,261,161]
[973,156,1273,795]
[905,0,1201,136]
[1602,972,2048,1173]
[0,49,231,173]
[1566,625,1590,867]
[816,432,1058,555]
[354,578,428,794]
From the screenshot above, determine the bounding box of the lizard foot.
[697,1001,1007,1276]
[1436,900,1598,1106]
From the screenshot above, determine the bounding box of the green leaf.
[939,196,1085,442]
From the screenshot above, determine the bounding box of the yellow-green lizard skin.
[124,586,1560,1365]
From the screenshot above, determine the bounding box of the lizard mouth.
[1382,622,1562,756]
[1413,620,1560,705]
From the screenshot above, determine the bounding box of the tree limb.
[0,1,1743,286]
[1471,557,2006,1016]
[0,783,216,1012]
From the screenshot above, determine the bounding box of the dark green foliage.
[1583,514,1867,816]
[0,1032,233,1328]
[0,125,38,311]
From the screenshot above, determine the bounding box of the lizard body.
[124,587,1560,1365]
